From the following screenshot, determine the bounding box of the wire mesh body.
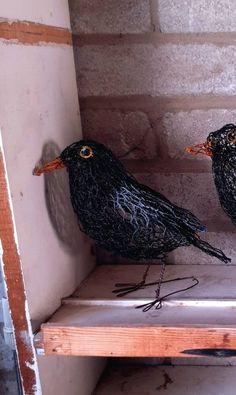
[213,154,236,226]
[62,140,230,264]
[206,124,236,228]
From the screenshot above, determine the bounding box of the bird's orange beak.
[33,157,65,176]
[185,141,213,158]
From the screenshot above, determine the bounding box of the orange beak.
[185,141,213,158]
[33,157,65,176]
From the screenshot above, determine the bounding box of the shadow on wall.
[38,141,91,256]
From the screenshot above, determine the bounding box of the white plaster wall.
[0,40,104,395]
[39,356,104,395]
[0,0,71,28]
[0,2,105,394]
[0,42,94,323]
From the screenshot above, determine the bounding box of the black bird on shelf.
[34,140,230,311]
[186,123,236,227]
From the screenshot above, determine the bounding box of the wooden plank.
[34,265,236,357]
[36,264,236,357]
[72,264,236,300]
[0,143,40,393]
[39,298,236,357]
[41,302,236,326]
[41,325,236,357]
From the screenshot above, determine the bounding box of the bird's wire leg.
[155,259,166,299]
[136,276,199,312]
[112,264,151,297]
[135,275,198,288]
[135,257,166,311]
[113,275,197,296]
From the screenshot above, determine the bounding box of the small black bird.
[186,123,236,227]
[34,140,230,310]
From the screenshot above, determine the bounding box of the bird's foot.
[113,276,199,299]
[135,298,163,312]
[112,280,146,297]
[135,276,200,312]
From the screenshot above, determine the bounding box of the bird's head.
[33,140,125,176]
[185,124,236,159]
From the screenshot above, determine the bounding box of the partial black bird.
[186,123,236,227]
[34,140,230,310]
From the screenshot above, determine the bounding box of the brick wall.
[69,0,236,265]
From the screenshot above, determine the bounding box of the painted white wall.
[0,42,94,323]
[39,356,104,395]
[0,0,71,28]
[0,1,105,394]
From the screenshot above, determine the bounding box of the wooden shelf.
[34,264,236,357]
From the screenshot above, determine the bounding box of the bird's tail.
[187,234,231,263]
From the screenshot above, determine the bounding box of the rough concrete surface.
[162,109,236,159]
[158,0,236,33]
[69,0,151,34]
[81,109,156,159]
[81,108,236,160]
[77,44,236,97]
[94,364,236,395]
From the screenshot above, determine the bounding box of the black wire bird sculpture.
[186,123,236,227]
[34,140,230,311]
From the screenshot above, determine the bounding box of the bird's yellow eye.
[227,131,236,144]
[227,132,235,141]
[79,145,93,159]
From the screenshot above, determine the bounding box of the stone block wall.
[69,0,236,264]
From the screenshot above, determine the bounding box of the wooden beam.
[0,145,40,394]
[41,325,236,357]
[35,264,236,358]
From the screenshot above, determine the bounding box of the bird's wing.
[130,180,206,233]
[214,155,236,225]
[172,204,206,232]
[222,156,236,197]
